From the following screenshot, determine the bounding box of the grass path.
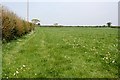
[2,27,118,78]
[9,31,36,55]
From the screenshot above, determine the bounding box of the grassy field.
[2,27,118,78]
[0,40,2,78]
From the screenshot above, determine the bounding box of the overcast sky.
[2,0,119,26]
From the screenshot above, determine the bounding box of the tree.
[37,23,40,26]
[107,22,112,27]
[54,23,58,26]
[31,18,40,24]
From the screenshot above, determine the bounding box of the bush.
[1,5,35,42]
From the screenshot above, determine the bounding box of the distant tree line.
[40,22,119,28]
[40,25,119,28]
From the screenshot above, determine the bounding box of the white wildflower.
[23,65,26,67]
[112,60,115,63]
[13,73,16,76]
[16,71,19,74]
[102,58,105,60]
[106,57,108,59]
[21,67,23,70]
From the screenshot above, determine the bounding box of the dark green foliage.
[107,22,112,27]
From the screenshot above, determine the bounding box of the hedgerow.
[1,5,35,42]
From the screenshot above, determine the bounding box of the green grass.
[2,27,118,78]
[0,40,2,79]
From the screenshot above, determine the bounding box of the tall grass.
[1,5,35,42]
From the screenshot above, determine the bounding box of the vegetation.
[53,23,59,26]
[1,4,119,79]
[1,5,35,42]
[40,25,120,28]
[31,18,40,24]
[107,22,112,27]
[2,27,118,78]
